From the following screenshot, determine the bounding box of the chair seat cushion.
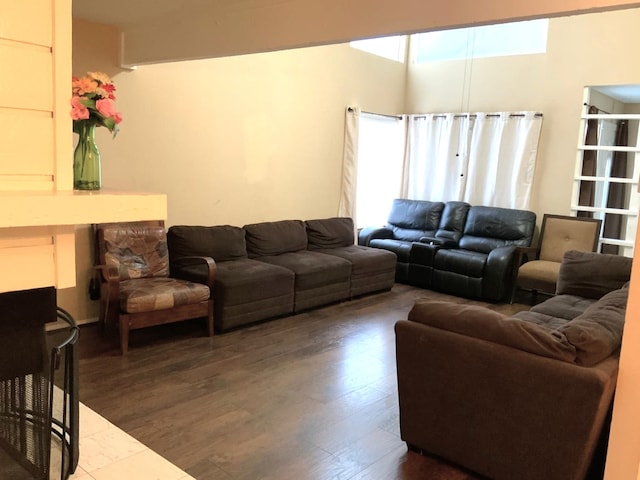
[517,260,560,292]
[120,277,210,313]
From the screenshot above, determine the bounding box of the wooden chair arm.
[171,256,217,289]
[514,246,541,266]
[93,264,120,301]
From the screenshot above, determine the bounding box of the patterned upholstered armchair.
[94,221,215,354]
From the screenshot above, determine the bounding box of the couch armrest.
[482,245,519,301]
[395,318,618,480]
[357,226,393,246]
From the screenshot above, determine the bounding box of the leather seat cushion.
[120,277,210,313]
[434,249,487,277]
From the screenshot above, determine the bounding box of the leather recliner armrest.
[358,226,393,246]
[419,236,458,248]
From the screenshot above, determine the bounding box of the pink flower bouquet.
[71,72,122,137]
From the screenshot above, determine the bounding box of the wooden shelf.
[0,189,167,228]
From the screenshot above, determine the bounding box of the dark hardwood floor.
[76,284,532,480]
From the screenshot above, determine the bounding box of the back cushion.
[539,216,601,262]
[556,250,632,299]
[100,225,169,280]
[244,220,308,257]
[460,206,536,253]
[306,217,354,249]
[435,201,470,242]
[388,199,445,241]
[167,225,247,262]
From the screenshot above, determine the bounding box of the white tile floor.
[64,403,194,480]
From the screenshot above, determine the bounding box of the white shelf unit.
[571,99,640,257]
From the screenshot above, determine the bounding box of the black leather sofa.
[359,199,536,301]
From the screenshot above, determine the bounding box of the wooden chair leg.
[119,316,130,355]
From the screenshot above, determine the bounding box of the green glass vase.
[73,122,101,191]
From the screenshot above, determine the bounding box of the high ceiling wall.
[72,0,640,65]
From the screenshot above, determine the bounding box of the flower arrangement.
[70,71,122,137]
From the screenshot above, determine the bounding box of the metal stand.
[48,308,79,480]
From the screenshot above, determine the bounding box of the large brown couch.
[167,217,396,331]
[395,250,632,480]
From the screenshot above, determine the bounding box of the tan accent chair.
[514,214,602,297]
[94,221,215,354]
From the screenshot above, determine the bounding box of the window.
[355,113,405,227]
[411,19,549,63]
[350,35,407,63]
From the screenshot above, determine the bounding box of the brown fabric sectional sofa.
[395,250,632,480]
[167,217,396,331]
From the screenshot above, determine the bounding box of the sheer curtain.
[402,114,473,201]
[340,108,543,229]
[338,107,360,219]
[402,111,542,209]
[339,107,405,228]
[463,112,542,209]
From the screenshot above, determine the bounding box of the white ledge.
[0,189,167,228]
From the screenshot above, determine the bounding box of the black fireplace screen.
[0,288,79,480]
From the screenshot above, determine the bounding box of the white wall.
[405,9,640,222]
[59,19,406,321]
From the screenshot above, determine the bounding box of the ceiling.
[71,0,640,104]
[593,85,640,104]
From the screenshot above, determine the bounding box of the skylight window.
[350,35,407,63]
[412,19,549,63]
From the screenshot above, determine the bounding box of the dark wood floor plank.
[77,284,533,479]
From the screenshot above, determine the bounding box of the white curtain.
[403,114,474,201]
[340,108,405,228]
[403,111,542,209]
[463,112,542,209]
[338,107,359,219]
[340,108,543,230]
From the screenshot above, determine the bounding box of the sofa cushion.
[559,287,628,366]
[511,310,572,331]
[460,206,536,253]
[387,199,444,241]
[433,249,487,277]
[556,250,632,299]
[408,301,576,362]
[167,225,247,262]
[306,217,354,249]
[244,220,308,257]
[529,294,597,321]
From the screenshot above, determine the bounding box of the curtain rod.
[583,102,612,114]
[348,107,402,120]
[412,113,543,120]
